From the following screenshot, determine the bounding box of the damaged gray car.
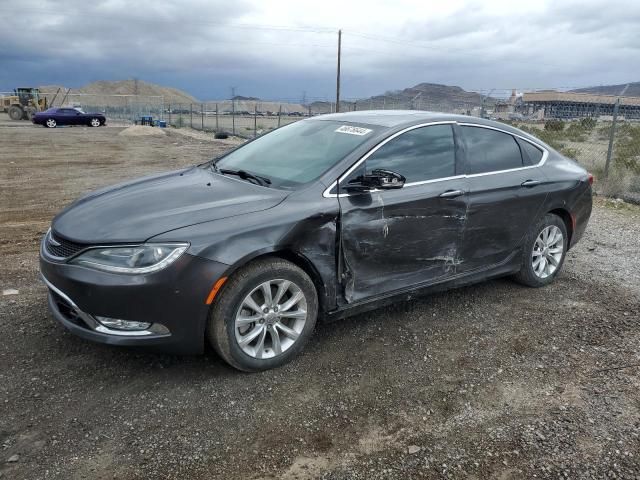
[40,111,592,371]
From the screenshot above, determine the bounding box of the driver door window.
[364,124,456,183]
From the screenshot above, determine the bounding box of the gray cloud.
[0,0,638,100]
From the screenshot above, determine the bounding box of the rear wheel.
[89,118,101,127]
[8,105,24,120]
[513,213,568,287]
[207,258,318,372]
[45,118,57,128]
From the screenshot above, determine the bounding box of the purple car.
[32,107,106,128]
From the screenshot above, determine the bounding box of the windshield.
[214,120,379,189]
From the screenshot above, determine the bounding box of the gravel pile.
[118,125,166,137]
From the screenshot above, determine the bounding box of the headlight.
[70,243,188,274]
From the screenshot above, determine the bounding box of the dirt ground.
[1,115,639,479]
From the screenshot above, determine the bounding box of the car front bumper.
[40,248,229,355]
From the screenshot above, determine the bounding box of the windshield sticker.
[335,125,373,136]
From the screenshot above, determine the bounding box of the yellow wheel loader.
[1,88,48,120]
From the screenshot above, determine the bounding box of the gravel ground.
[1,117,639,479]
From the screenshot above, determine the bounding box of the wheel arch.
[548,207,573,247]
[222,248,329,316]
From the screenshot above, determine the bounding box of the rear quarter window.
[517,138,544,165]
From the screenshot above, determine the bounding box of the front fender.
[150,193,340,313]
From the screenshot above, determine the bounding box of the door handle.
[439,189,465,198]
[521,179,541,187]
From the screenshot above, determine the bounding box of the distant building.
[493,89,523,119]
[521,91,640,120]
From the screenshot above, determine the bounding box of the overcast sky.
[1,0,638,101]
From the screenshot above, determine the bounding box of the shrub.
[560,147,579,159]
[565,123,587,142]
[614,124,640,174]
[580,117,596,130]
[544,119,565,131]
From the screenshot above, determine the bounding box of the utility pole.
[335,29,342,112]
[230,86,236,136]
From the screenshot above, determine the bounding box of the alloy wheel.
[234,279,307,359]
[90,118,101,127]
[46,119,56,128]
[532,225,564,279]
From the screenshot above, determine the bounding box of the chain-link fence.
[502,118,640,202]
[162,102,306,137]
[4,89,638,201]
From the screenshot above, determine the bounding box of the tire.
[89,118,101,127]
[207,258,318,372]
[513,213,568,287]
[214,132,229,139]
[8,105,24,121]
[45,118,57,128]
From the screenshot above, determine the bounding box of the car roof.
[310,110,548,147]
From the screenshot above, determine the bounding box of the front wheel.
[45,118,57,128]
[207,258,318,372]
[89,118,101,127]
[8,105,24,120]
[513,213,568,287]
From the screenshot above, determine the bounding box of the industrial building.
[520,91,640,120]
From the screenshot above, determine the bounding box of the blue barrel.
[158,120,167,128]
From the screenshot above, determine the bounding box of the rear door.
[457,124,548,272]
[338,123,468,303]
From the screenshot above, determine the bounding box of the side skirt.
[323,251,521,322]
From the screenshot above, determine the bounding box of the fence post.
[254,105,257,138]
[353,101,357,111]
[201,103,204,130]
[215,103,219,131]
[308,105,311,117]
[232,99,236,136]
[168,104,171,126]
[278,105,282,127]
[190,104,193,128]
[604,98,620,180]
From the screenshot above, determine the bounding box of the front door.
[59,108,78,125]
[338,123,468,304]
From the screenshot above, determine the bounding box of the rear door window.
[462,126,524,174]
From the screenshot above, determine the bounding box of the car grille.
[45,231,88,259]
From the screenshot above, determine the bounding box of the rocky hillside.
[572,82,640,97]
[311,83,491,114]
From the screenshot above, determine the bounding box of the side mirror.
[345,169,405,192]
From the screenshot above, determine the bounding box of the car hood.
[52,166,289,244]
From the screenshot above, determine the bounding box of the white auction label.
[335,125,373,136]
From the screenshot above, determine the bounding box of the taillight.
[587,173,594,185]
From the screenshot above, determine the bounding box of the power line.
[0,7,337,34]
